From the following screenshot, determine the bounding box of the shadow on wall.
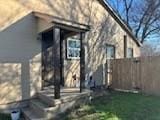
[0,0,127,102]
[0,13,41,105]
[20,0,122,87]
[92,64,104,86]
[64,60,80,87]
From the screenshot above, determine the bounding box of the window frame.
[66,38,81,60]
[106,44,116,59]
[127,48,134,58]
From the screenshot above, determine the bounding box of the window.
[67,38,80,59]
[106,45,115,59]
[127,48,133,58]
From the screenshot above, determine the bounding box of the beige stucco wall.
[58,0,141,87]
[0,0,141,104]
[0,13,41,105]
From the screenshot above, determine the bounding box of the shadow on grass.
[64,91,160,120]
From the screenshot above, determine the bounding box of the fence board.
[109,56,160,96]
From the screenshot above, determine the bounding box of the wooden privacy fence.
[109,56,160,96]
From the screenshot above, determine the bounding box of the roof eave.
[33,11,90,32]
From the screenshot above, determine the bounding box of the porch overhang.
[36,11,88,98]
[33,11,90,32]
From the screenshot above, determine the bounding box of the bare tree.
[107,0,160,44]
[123,0,133,25]
[141,43,160,56]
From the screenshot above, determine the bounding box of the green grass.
[0,113,11,120]
[66,91,160,120]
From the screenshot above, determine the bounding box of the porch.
[21,12,91,119]
[22,87,91,120]
[34,11,90,99]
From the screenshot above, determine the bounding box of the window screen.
[106,45,115,59]
[67,38,80,59]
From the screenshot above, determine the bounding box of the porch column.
[80,32,85,93]
[53,27,61,99]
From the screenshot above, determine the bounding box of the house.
[0,0,141,113]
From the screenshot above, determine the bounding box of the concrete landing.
[22,88,91,120]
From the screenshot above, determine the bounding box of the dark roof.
[98,0,142,47]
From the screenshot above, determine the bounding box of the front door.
[42,30,54,87]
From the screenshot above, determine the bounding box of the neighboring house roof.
[98,0,142,47]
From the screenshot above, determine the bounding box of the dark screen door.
[42,30,54,87]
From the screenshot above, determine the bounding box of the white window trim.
[67,38,80,59]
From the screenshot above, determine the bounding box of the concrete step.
[38,90,90,107]
[30,99,59,119]
[22,107,44,120]
[38,92,72,106]
[38,92,55,107]
[22,89,91,120]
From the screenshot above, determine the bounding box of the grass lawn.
[65,91,160,120]
[0,113,11,120]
